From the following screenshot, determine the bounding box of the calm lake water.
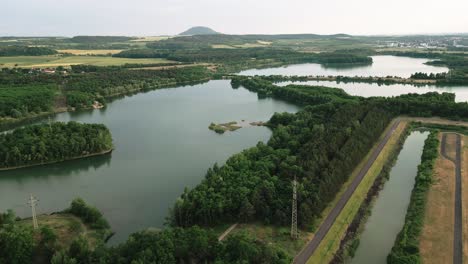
[276,80,468,102]
[350,131,429,264]
[0,80,299,244]
[239,55,448,78]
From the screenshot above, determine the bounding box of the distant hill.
[179,27,219,36]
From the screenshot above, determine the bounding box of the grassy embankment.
[0,55,172,68]
[419,133,457,263]
[463,136,468,263]
[307,120,408,264]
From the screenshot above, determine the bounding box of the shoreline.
[0,148,113,171]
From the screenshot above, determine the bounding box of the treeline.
[232,76,357,105]
[0,66,213,121]
[54,227,290,264]
[410,72,447,79]
[0,203,290,264]
[0,46,57,56]
[0,84,56,118]
[68,36,136,44]
[387,131,439,263]
[0,122,113,169]
[65,66,212,108]
[384,51,468,84]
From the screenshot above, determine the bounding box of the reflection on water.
[276,80,468,102]
[0,80,299,244]
[350,132,428,264]
[239,55,449,78]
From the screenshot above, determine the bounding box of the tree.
[0,224,35,264]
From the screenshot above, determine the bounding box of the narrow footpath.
[441,133,463,264]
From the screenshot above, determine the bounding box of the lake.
[239,55,448,78]
[0,80,299,244]
[276,80,468,102]
[350,131,429,264]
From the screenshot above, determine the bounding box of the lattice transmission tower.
[28,194,39,230]
[291,176,298,239]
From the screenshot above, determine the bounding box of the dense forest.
[0,84,56,118]
[0,122,113,169]
[0,66,212,119]
[0,200,290,264]
[170,76,468,231]
[0,46,57,56]
[65,66,212,108]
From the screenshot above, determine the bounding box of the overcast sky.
[2,0,467,36]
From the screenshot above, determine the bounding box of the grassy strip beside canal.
[387,131,439,263]
[306,120,408,264]
[419,133,457,263]
[463,136,468,262]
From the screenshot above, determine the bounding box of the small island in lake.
[0,121,113,170]
[209,121,242,134]
[209,120,266,134]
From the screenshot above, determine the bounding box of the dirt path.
[441,133,463,264]
[454,134,463,264]
[218,223,238,241]
[293,118,401,264]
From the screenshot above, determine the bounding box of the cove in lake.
[239,55,448,78]
[0,80,299,244]
[350,131,429,264]
[276,80,468,102]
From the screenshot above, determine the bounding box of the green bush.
[68,198,110,230]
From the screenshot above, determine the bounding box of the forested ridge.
[170,76,468,231]
[0,46,57,56]
[65,65,211,108]
[0,66,212,120]
[0,122,113,169]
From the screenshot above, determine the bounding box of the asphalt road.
[293,119,401,264]
[441,133,463,264]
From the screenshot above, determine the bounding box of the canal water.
[0,80,299,244]
[239,55,448,78]
[350,131,429,264]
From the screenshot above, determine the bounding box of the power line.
[27,194,39,230]
[291,175,298,239]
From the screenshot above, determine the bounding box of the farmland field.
[0,55,173,68]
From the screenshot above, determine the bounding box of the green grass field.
[0,55,173,68]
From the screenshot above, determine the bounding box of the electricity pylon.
[291,175,298,239]
[28,194,39,229]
